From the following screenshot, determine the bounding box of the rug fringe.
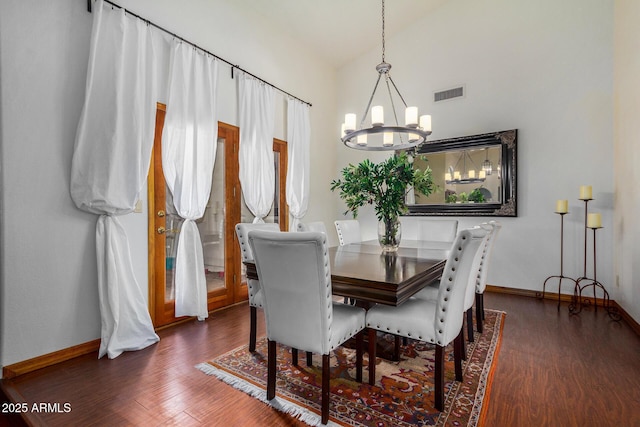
[195,363,341,427]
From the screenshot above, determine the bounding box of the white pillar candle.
[357,133,367,146]
[408,133,420,142]
[468,170,476,179]
[383,132,393,146]
[478,170,486,179]
[454,171,461,180]
[587,212,602,228]
[405,106,418,127]
[344,113,356,133]
[371,106,384,127]
[555,199,568,213]
[419,115,432,132]
[340,123,346,136]
[579,185,592,200]
[445,172,452,182]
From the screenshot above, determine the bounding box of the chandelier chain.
[381,0,386,63]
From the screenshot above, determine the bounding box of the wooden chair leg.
[291,348,298,366]
[393,335,401,361]
[249,306,258,352]
[306,351,313,367]
[476,293,484,333]
[321,353,330,425]
[434,344,444,411]
[461,328,467,361]
[453,330,463,381]
[466,308,474,343]
[355,330,363,383]
[267,340,277,400]
[368,328,377,386]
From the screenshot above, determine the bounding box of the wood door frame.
[148,104,244,327]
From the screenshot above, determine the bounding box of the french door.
[148,104,287,327]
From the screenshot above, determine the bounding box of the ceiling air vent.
[434,86,464,102]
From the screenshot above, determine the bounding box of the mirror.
[407,129,517,216]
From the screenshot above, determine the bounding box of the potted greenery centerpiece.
[331,152,434,252]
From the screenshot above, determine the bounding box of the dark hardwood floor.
[2,292,640,426]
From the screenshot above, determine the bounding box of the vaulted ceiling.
[230,0,450,68]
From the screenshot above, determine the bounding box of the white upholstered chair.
[334,219,361,246]
[235,222,280,352]
[414,224,490,344]
[248,230,366,425]
[365,227,488,411]
[296,221,328,235]
[475,221,501,333]
[417,219,458,243]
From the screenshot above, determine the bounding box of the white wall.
[335,0,616,296]
[0,0,337,366]
[613,0,640,322]
[1,0,635,368]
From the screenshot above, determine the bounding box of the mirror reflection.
[407,129,517,217]
[414,145,502,205]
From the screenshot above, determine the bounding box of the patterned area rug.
[196,309,505,427]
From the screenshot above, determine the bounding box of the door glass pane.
[165,189,183,303]
[239,150,281,285]
[165,138,226,303]
[198,138,226,293]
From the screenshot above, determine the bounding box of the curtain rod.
[87,0,312,107]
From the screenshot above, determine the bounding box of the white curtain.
[161,42,219,320]
[239,74,275,223]
[286,99,311,231]
[70,0,159,359]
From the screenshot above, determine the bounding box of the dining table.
[244,239,450,307]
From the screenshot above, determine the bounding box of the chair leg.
[393,335,401,361]
[368,328,377,386]
[306,351,313,367]
[434,345,444,411]
[461,329,467,361]
[476,293,484,333]
[249,306,258,352]
[355,330,363,383]
[321,353,330,425]
[291,348,298,366]
[466,308,474,343]
[453,330,463,381]
[267,340,277,400]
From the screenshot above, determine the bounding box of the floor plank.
[2,293,640,426]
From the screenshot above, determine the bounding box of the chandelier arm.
[387,76,409,109]
[360,73,384,128]
[384,77,405,144]
[384,77,400,126]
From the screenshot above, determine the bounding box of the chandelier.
[341,0,431,151]
[482,148,493,176]
[445,150,486,184]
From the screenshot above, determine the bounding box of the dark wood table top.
[329,240,449,306]
[244,240,449,306]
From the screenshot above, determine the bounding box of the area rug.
[196,309,505,427]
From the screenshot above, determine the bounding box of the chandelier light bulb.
[344,113,356,133]
[372,106,384,127]
[405,107,418,127]
[357,133,367,146]
[419,115,432,132]
[383,132,393,146]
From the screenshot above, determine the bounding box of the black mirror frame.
[407,129,517,217]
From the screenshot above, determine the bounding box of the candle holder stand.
[575,199,591,283]
[569,226,621,321]
[541,212,576,310]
